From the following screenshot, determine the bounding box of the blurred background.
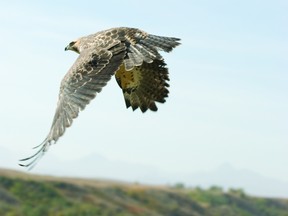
[0,0,287,198]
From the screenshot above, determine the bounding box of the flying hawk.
[20,27,180,169]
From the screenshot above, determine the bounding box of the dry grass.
[0,167,168,191]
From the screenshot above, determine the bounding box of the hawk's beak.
[64,45,69,51]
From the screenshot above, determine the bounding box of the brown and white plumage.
[19,27,180,169]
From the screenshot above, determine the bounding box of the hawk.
[20,27,180,169]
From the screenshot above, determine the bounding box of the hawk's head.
[65,40,80,54]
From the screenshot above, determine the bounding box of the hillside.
[0,168,288,216]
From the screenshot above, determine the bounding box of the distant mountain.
[178,163,288,198]
[1,147,288,198]
[37,154,288,198]
[35,153,165,183]
[0,147,20,170]
[0,168,288,216]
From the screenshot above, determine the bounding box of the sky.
[0,0,287,188]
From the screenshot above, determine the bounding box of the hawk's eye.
[69,41,76,46]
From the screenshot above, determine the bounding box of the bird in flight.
[19,27,181,169]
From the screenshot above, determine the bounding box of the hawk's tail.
[116,59,169,113]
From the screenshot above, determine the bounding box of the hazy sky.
[0,0,287,182]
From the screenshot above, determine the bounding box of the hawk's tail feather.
[124,91,158,113]
[128,92,141,111]
[138,94,158,112]
[134,91,158,112]
[116,59,170,113]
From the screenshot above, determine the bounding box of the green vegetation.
[0,169,288,216]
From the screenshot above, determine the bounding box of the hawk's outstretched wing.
[115,59,169,112]
[19,42,126,168]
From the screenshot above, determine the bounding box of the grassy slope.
[0,168,288,216]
